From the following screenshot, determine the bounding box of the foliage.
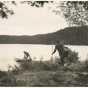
[58,1,88,26]
[64,50,79,64]
[20,1,53,7]
[0,1,53,19]
[1,1,88,26]
[15,59,57,71]
[1,1,88,27]
[0,70,16,86]
[0,1,50,19]
[0,1,14,19]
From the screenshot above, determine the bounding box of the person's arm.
[52,46,56,55]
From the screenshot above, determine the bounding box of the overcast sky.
[0,2,68,35]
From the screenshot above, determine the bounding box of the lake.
[0,44,88,71]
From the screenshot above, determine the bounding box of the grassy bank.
[0,50,88,86]
[13,60,88,86]
[0,59,88,86]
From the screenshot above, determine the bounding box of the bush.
[0,71,16,86]
[64,50,79,65]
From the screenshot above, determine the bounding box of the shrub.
[0,71,16,86]
[64,50,79,65]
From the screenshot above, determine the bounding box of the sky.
[0,2,68,35]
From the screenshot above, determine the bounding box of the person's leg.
[60,57,64,66]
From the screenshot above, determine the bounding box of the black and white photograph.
[0,0,88,87]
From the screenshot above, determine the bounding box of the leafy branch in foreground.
[58,1,88,26]
[0,1,14,19]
